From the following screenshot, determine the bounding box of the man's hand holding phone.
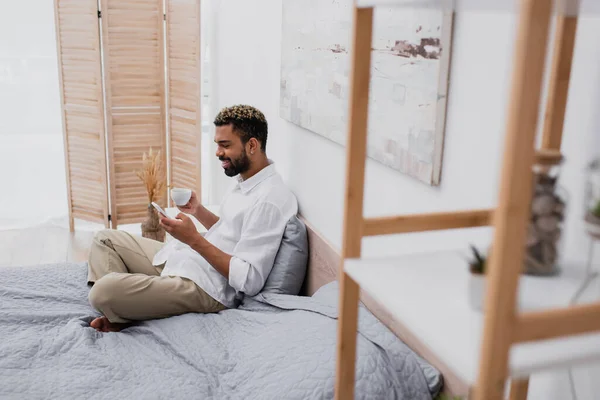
[151,202,170,219]
[159,211,200,246]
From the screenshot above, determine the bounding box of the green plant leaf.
[468,244,486,274]
[593,199,600,218]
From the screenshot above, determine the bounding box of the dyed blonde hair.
[214,104,268,151]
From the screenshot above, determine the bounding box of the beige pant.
[88,229,226,323]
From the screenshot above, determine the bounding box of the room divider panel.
[54,0,110,232]
[53,0,202,231]
[165,0,202,200]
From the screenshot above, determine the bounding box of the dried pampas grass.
[136,147,166,204]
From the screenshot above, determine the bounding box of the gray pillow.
[262,215,308,295]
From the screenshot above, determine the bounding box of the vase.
[584,159,600,239]
[468,273,527,312]
[468,273,486,312]
[141,204,165,242]
[524,159,566,276]
[585,212,600,239]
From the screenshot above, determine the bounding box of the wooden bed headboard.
[299,217,340,297]
[299,216,469,397]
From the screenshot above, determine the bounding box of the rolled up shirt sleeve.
[228,201,286,296]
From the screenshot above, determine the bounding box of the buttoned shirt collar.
[236,160,276,195]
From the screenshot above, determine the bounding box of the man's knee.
[93,229,125,245]
[88,273,124,311]
[94,229,110,241]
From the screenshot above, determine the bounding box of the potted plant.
[136,147,167,242]
[585,198,600,238]
[583,158,600,238]
[467,244,532,312]
[468,245,487,312]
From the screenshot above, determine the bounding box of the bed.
[0,219,442,399]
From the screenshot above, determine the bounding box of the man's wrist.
[194,203,203,219]
[190,231,207,252]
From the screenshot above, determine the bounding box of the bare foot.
[90,316,131,332]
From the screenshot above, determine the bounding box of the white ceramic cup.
[170,188,192,206]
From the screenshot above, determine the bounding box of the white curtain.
[0,2,69,230]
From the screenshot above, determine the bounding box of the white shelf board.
[355,0,600,15]
[345,250,600,386]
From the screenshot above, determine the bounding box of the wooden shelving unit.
[335,1,600,399]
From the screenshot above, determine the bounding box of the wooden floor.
[0,225,96,268]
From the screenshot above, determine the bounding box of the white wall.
[210,1,600,398]
[211,1,600,262]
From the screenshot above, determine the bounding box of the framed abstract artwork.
[280,0,453,185]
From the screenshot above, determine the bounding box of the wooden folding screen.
[165,0,202,199]
[54,0,202,230]
[54,0,111,231]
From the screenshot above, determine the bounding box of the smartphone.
[151,202,169,218]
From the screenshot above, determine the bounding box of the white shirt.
[152,162,298,308]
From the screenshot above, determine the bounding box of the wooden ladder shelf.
[334,1,595,399]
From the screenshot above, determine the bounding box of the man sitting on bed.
[87,104,298,332]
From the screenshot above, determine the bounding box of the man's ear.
[248,138,259,155]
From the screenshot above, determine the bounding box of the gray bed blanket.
[0,262,441,399]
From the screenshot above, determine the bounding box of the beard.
[220,149,251,177]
